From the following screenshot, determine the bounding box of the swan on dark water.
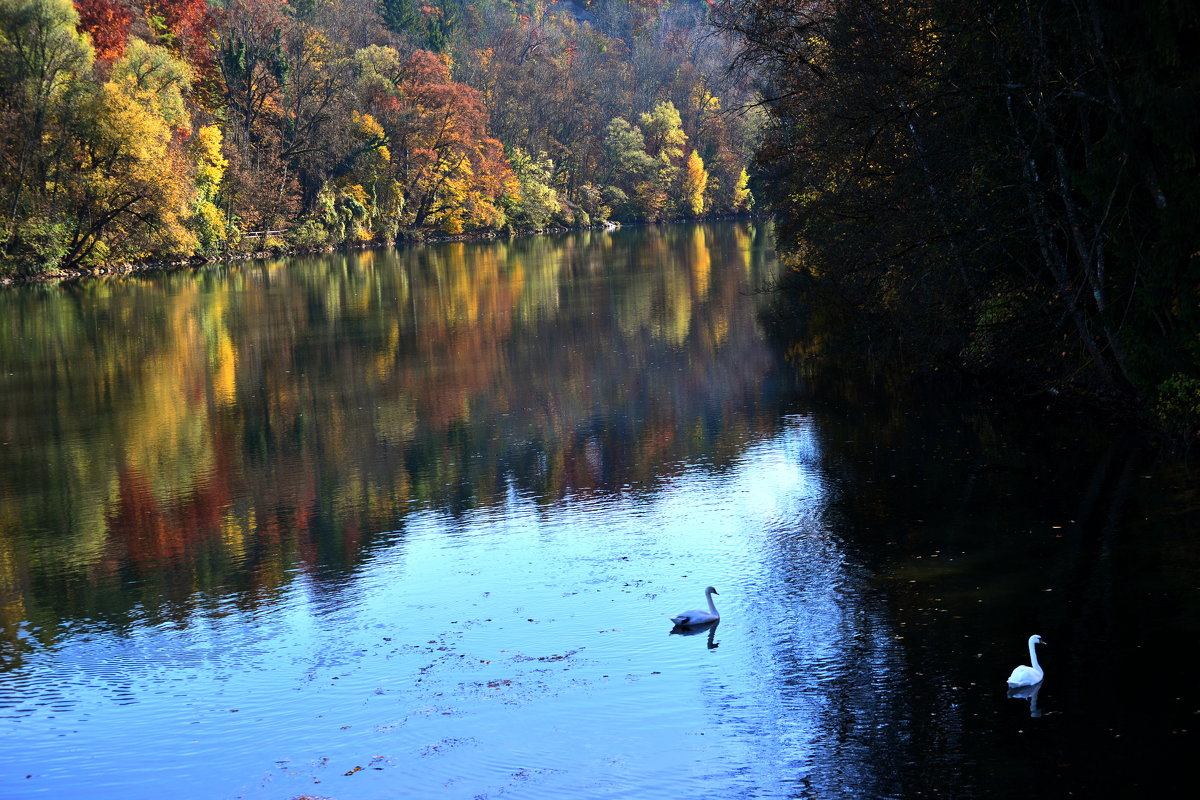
[670,586,720,627]
[1006,634,1046,688]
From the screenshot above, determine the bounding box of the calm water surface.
[0,222,1196,799]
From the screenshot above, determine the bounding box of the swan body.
[671,586,720,626]
[1006,634,1046,688]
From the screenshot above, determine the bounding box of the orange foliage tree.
[365,49,513,233]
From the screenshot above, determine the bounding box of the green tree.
[377,0,463,52]
[637,101,687,220]
[602,116,654,218]
[504,147,562,229]
[638,100,687,164]
[731,167,752,213]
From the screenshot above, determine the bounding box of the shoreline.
[0,222,600,286]
[1,218,762,287]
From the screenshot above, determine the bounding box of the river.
[0,222,1195,799]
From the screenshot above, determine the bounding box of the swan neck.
[1028,639,1041,671]
[706,589,718,615]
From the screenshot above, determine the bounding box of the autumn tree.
[215,0,295,230]
[188,123,228,254]
[680,149,707,217]
[0,0,95,270]
[1,0,761,275]
[456,0,755,224]
[73,0,217,90]
[503,146,562,229]
[384,49,512,232]
[730,167,751,212]
[143,0,211,56]
[277,24,356,204]
[345,110,404,240]
[73,0,133,62]
[457,2,621,196]
[143,0,217,101]
[52,37,197,266]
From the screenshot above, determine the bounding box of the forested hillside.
[722,0,1200,433]
[0,0,758,275]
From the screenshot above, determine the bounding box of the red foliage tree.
[74,0,134,63]
[143,0,210,46]
[144,0,218,94]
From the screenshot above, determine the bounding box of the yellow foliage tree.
[681,150,708,217]
[189,124,228,254]
[57,41,197,266]
[732,168,753,213]
[345,111,404,239]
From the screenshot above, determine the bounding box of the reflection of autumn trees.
[0,222,781,628]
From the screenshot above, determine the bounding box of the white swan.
[1006,634,1046,687]
[670,586,720,626]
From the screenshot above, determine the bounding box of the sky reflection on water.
[4,415,855,799]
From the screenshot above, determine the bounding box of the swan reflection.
[670,619,720,649]
[1007,680,1044,718]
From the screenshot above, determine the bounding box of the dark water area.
[785,370,1199,799]
[0,222,1195,799]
